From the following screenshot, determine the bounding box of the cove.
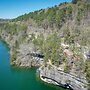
[0,41,68,90]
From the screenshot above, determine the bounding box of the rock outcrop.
[39,66,88,90]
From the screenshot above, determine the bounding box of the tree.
[43,33,61,65]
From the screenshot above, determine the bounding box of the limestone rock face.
[39,66,88,90]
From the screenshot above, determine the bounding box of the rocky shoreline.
[0,36,88,90]
[38,66,88,90]
[0,30,89,90]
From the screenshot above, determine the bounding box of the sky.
[0,0,71,19]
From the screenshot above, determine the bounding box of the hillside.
[13,0,90,45]
[0,0,90,90]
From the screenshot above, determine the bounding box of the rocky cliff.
[39,65,88,90]
[0,23,44,67]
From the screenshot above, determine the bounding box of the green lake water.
[0,41,68,90]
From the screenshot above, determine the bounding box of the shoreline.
[0,39,88,90]
[38,67,72,90]
[38,66,88,90]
